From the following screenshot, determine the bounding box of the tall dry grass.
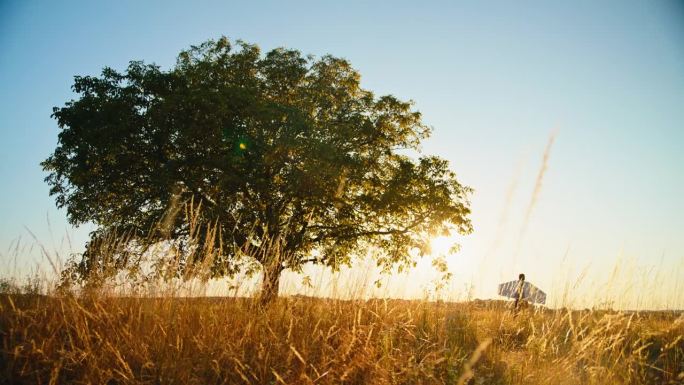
[1,192,682,384]
[1,288,682,384]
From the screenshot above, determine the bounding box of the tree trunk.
[258,264,282,306]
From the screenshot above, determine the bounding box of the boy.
[514,273,526,311]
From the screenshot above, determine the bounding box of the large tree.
[43,38,472,303]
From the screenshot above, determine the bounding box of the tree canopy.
[43,37,472,302]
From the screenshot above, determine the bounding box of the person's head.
[518,273,525,281]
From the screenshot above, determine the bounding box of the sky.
[1,0,683,309]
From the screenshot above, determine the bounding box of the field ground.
[1,294,683,385]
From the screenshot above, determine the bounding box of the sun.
[429,235,457,256]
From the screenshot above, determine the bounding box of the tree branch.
[311,213,429,243]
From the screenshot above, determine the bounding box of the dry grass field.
[1,291,682,385]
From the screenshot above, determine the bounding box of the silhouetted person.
[514,273,526,312]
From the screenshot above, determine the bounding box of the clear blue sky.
[1,0,683,308]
